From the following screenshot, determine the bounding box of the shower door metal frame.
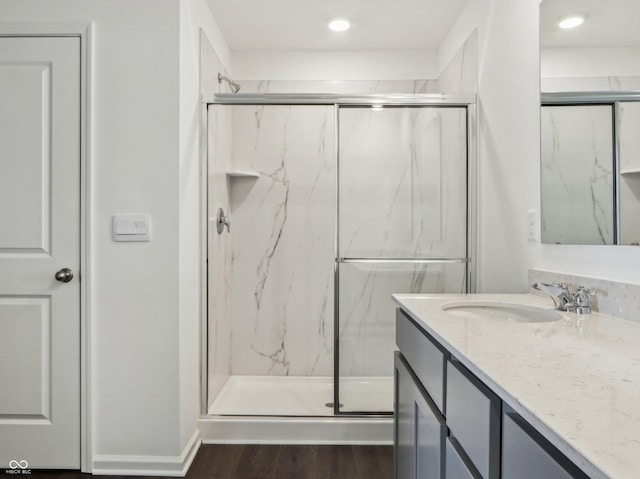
[201,93,477,418]
[333,102,475,415]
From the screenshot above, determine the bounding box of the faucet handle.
[573,286,594,314]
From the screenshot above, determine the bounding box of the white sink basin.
[442,301,562,323]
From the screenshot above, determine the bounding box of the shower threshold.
[208,375,393,416]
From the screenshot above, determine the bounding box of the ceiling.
[207,0,468,51]
[540,0,640,48]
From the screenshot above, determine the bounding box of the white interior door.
[0,36,81,469]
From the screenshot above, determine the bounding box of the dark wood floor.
[29,445,394,479]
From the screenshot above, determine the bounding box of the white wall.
[443,0,640,289]
[2,0,182,458]
[2,0,227,471]
[439,0,541,293]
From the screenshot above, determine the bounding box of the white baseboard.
[91,429,201,476]
[199,416,393,445]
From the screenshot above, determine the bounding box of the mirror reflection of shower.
[218,73,240,94]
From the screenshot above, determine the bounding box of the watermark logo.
[5,460,30,475]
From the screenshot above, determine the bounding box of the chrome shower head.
[218,73,241,94]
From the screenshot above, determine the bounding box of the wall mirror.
[539,0,640,245]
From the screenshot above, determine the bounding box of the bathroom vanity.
[393,294,640,479]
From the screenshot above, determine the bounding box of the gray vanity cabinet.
[395,307,591,479]
[394,352,446,479]
[502,407,589,479]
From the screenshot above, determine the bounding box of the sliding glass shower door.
[336,105,469,413]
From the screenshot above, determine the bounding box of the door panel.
[338,106,468,259]
[0,297,51,417]
[0,63,52,252]
[0,36,81,469]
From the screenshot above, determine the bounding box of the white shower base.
[208,375,393,416]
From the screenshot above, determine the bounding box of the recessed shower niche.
[206,96,474,417]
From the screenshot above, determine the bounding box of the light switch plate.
[113,215,151,242]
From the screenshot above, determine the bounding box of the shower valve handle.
[216,208,230,234]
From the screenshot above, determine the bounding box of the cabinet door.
[395,352,445,479]
[446,359,501,479]
[415,383,446,479]
[502,407,589,479]
[396,354,415,479]
[445,437,482,479]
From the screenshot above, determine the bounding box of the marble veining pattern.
[529,269,640,324]
[206,31,478,401]
[237,79,439,95]
[230,105,334,376]
[619,102,640,245]
[339,263,466,379]
[540,105,614,244]
[437,30,478,93]
[338,107,467,258]
[394,293,640,479]
[542,76,640,92]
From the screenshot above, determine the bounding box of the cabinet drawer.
[446,359,500,479]
[502,407,589,479]
[396,308,446,413]
[445,436,481,479]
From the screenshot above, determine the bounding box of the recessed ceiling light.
[371,104,384,111]
[328,18,350,32]
[558,15,585,29]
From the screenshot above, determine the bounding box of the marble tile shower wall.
[237,79,439,95]
[207,104,234,400]
[339,263,467,377]
[437,30,478,94]
[230,106,335,376]
[541,76,640,92]
[339,107,468,258]
[227,104,469,377]
[540,105,615,244]
[237,31,478,95]
[619,102,640,244]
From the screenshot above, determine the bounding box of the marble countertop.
[393,293,640,479]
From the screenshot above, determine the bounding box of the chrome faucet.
[533,283,573,311]
[532,283,594,314]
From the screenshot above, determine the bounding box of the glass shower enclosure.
[205,95,474,418]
